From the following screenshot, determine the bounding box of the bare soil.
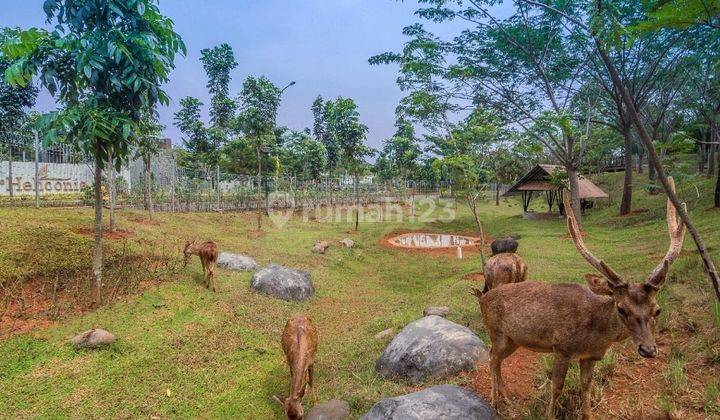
[73,227,134,240]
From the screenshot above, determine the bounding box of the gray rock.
[339,238,355,248]
[70,328,116,349]
[376,315,488,384]
[490,237,519,255]
[374,328,394,340]
[361,385,496,420]
[313,241,331,254]
[251,264,314,301]
[423,306,450,317]
[306,400,351,420]
[217,252,258,271]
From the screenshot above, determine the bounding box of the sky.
[0,0,468,150]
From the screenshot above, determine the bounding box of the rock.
[361,385,496,420]
[376,315,488,384]
[423,306,450,317]
[339,238,355,248]
[217,252,259,271]
[70,328,116,349]
[490,237,519,255]
[306,400,351,420]
[374,328,394,340]
[313,241,331,254]
[251,264,314,301]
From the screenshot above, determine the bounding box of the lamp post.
[281,81,296,94]
[261,144,271,215]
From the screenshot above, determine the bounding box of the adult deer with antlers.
[183,240,219,292]
[472,178,686,419]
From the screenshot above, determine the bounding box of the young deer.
[482,253,528,292]
[183,240,219,292]
[472,178,686,420]
[276,314,319,420]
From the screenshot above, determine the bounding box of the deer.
[183,240,219,292]
[275,314,319,420]
[482,252,528,292]
[471,177,686,420]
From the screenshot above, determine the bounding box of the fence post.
[34,131,40,208]
[171,155,176,212]
[216,164,221,211]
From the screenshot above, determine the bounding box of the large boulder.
[376,315,488,384]
[423,306,450,317]
[70,328,116,349]
[490,237,518,255]
[313,241,331,254]
[251,264,314,301]
[339,238,355,248]
[361,385,496,420]
[306,400,351,420]
[217,252,258,271]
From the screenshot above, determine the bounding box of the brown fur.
[473,179,685,420]
[183,240,219,292]
[279,314,319,420]
[482,253,528,292]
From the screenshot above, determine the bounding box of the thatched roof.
[504,164,608,199]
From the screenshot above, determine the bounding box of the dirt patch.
[558,230,589,240]
[73,227,134,240]
[247,230,266,239]
[380,229,493,257]
[464,348,541,406]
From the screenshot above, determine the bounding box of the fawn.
[183,240,219,292]
[482,253,528,292]
[275,314,319,420]
[472,178,685,419]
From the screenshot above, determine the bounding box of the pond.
[388,233,479,249]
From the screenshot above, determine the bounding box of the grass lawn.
[0,170,718,419]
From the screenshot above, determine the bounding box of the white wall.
[0,161,94,196]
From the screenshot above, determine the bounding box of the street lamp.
[281,81,296,94]
[261,145,271,215]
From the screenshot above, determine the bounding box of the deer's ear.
[584,274,613,296]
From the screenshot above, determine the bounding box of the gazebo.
[504,164,608,214]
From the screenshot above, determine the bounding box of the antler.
[562,190,626,288]
[646,177,686,289]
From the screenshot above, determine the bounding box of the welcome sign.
[0,161,94,195]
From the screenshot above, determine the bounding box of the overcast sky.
[1,0,473,150]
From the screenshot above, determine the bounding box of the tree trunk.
[566,165,582,227]
[698,139,706,173]
[637,140,644,174]
[495,183,500,206]
[108,150,116,231]
[144,155,153,220]
[354,172,359,231]
[648,148,657,181]
[709,140,717,178]
[596,41,720,301]
[256,145,263,230]
[620,125,633,215]
[715,158,720,208]
[92,154,104,306]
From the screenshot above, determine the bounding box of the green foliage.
[325,97,374,173]
[312,95,340,174]
[635,0,720,32]
[0,30,38,146]
[281,130,327,179]
[236,76,282,149]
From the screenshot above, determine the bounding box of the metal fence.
[1,139,468,211]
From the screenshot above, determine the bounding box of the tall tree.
[312,95,339,200]
[379,117,421,180]
[237,76,282,230]
[134,112,164,220]
[174,96,210,172]
[2,0,185,305]
[326,97,373,231]
[200,43,237,171]
[0,29,38,199]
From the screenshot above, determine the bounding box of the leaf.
[83,65,92,79]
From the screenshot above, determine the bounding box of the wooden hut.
[504,164,608,214]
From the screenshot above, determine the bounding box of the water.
[389,233,478,249]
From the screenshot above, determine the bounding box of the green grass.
[1,166,719,418]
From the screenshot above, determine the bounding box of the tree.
[0,29,38,199]
[134,112,164,220]
[378,117,421,180]
[200,43,237,171]
[236,76,282,230]
[174,97,211,172]
[2,0,185,305]
[326,97,373,231]
[371,1,593,224]
[312,95,339,200]
[282,130,327,180]
[636,0,720,32]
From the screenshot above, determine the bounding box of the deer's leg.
[547,353,571,420]
[489,333,518,408]
[308,364,317,404]
[579,359,596,420]
[209,261,216,292]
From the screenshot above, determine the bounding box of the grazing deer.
[275,314,319,420]
[183,240,219,292]
[472,178,685,419]
[482,253,528,292]
[491,237,519,255]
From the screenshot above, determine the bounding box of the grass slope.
[0,170,718,419]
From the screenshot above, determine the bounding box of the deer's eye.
[617,306,628,317]
[654,308,661,317]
